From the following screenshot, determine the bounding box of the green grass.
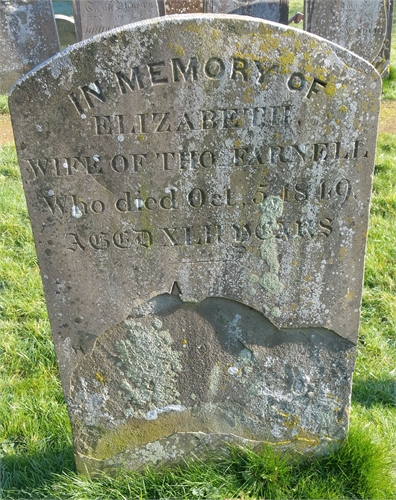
[2,429,395,499]
[382,65,396,100]
[288,0,304,28]
[0,95,9,115]
[381,14,396,99]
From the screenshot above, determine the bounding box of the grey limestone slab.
[0,0,60,94]
[9,14,381,475]
[71,0,159,40]
[304,0,394,77]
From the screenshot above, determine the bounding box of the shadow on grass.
[1,432,395,499]
[0,445,75,499]
[352,376,396,408]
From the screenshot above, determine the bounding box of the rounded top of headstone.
[10,13,381,93]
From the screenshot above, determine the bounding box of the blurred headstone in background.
[304,0,394,77]
[0,0,60,94]
[163,0,289,23]
[71,0,159,41]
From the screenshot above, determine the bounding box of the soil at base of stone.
[0,115,13,145]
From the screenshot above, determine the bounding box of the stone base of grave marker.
[70,295,355,474]
[9,14,381,476]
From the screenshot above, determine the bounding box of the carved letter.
[232,224,251,242]
[81,81,106,108]
[201,110,217,129]
[157,152,175,170]
[43,195,67,214]
[162,228,179,245]
[148,61,169,85]
[204,57,225,79]
[231,58,248,81]
[307,78,327,99]
[172,57,198,82]
[153,113,171,132]
[116,68,144,93]
[66,233,86,251]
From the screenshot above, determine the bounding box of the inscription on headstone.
[304,0,394,77]
[10,15,381,475]
[0,0,60,94]
[71,0,159,40]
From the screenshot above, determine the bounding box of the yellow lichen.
[168,43,184,57]
[95,372,107,384]
[339,247,348,259]
[324,81,336,97]
[345,290,355,301]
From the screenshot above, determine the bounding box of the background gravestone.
[0,0,60,94]
[304,0,394,77]
[210,0,288,22]
[71,0,159,40]
[9,14,381,475]
[164,0,289,23]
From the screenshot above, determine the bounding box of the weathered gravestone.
[304,0,394,77]
[0,0,60,94]
[9,14,381,475]
[55,14,77,49]
[164,0,289,23]
[71,0,159,40]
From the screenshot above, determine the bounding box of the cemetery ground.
[2,16,396,500]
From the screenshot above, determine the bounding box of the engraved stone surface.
[304,0,394,77]
[9,14,381,475]
[71,0,159,40]
[0,0,60,94]
[164,0,289,23]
